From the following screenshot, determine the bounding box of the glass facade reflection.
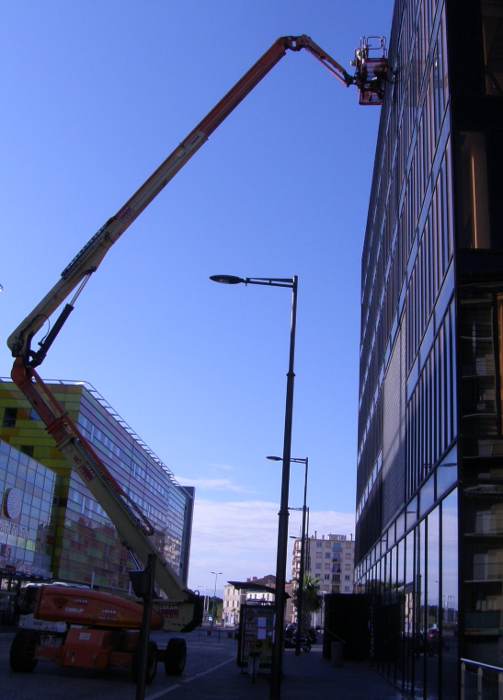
[0,379,194,591]
[0,439,55,579]
[442,491,458,699]
[356,0,503,695]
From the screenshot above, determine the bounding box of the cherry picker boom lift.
[7,35,387,682]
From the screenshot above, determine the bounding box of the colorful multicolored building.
[0,378,194,591]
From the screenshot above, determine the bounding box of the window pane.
[437,446,458,497]
[426,507,440,699]
[404,531,415,694]
[456,132,491,249]
[441,490,459,699]
[397,538,405,686]
[407,496,418,531]
[481,0,503,95]
[415,520,426,695]
[420,474,435,516]
[2,407,17,428]
[460,298,497,441]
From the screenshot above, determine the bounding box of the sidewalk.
[160,646,407,699]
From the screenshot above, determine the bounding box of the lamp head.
[210,275,244,285]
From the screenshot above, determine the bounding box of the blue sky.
[1,1,392,593]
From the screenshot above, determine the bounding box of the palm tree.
[295,574,321,633]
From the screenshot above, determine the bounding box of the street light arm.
[244,278,295,288]
[268,455,307,465]
[211,276,295,289]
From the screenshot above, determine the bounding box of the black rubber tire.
[132,640,158,685]
[164,637,187,676]
[10,631,39,673]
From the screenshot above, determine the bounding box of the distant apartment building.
[292,533,355,598]
[0,378,194,591]
[223,582,243,626]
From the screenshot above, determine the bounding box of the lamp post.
[210,274,298,700]
[268,455,308,656]
[210,571,222,627]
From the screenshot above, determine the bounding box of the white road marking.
[146,656,235,699]
[146,683,181,698]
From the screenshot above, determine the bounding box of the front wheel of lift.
[164,637,187,676]
[10,631,39,673]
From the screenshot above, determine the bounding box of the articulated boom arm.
[7,35,354,364]
[7,35,370,626]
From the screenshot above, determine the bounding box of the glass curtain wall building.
[0,379,194,592]
[0,439,56,580]
[355,0,503,697]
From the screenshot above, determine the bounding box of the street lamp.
[210,571,222,625]
[268,455,308,656]
[211,274,298,700]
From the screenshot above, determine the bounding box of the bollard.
[331,640,343,667]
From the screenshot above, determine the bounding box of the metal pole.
[295,458,308,656]
[210,571,221,631]
[270,276,298,700]
[136,554,156,700]
[305,508,310,572]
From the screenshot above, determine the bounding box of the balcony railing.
[461,658,503,700]
[470,563,503,581]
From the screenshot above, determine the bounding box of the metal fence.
[461,658,503,700]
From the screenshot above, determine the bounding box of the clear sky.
[1,1,392,595]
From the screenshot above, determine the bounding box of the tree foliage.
[294,574,321,632]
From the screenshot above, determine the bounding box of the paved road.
[1,629,237,700]
[2,628,407,700]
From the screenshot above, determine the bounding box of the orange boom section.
[35,586,163,630]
